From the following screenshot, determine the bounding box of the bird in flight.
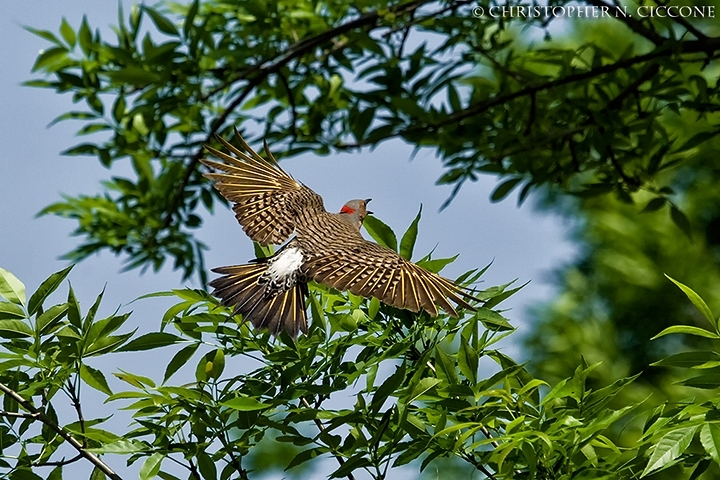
[201,129,476,337]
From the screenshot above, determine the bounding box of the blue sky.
[0,1,576,477]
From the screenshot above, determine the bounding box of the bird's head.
[339,198,372,229]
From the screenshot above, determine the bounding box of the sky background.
[0,2,577,477]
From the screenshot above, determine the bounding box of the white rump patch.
[268,247,304,279]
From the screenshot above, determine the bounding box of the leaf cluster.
[24,0,720,280]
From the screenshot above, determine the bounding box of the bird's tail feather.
[209,262,308,337]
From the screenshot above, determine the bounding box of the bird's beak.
[364,198,373,215]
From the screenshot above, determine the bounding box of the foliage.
[25,0,720,281]
[526,137,720,410]
[11,0,720,478]
[3,216,720,479]
[0,216,712,480]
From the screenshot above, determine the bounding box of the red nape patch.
[340,205,356,214]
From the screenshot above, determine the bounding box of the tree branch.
[364,36,720,146]
[652,0,709,40]
[35,453,84,468]
[0,382,123,480]
[0,411,39,419]
[584,0,664,45]
[163,0,439,230]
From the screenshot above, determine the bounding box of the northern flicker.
[201,129,476,337]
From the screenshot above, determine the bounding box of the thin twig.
[34,453,83,467]
[0,411,39,419]
[68,375,87,447]
[461,451,498,480]
[276,70,298,140]
[188,458,201,480]
[0,382,123,480]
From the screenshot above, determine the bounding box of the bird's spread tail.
[209,261,308,337]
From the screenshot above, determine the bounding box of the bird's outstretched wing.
[201,129,325,245]
[303,240,476,318]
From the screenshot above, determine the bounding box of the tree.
[5,0,720,478]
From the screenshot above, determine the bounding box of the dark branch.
[383,36,720,145]
[584,0,664,45]
[0,382,123,480]
[652,0,709,40]
[277,70,298,140]
[35,453,84,467]
[461,451,498,480]
[0,411,39,419]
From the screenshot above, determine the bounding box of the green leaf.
[475,308,513,331]
[399,205,422,260]
[66,285,82,328]
[47,466,62,480]
[675,129,720,152]
[106,68,161,87]
[652,325,719,340]
[197,451,217,480]
[87,439,147,454]
[221,397,271,411]
[491,177,523,202]
[458,336,478,384]
[642,426,698,477]
[407,378,441,403]
[0,302,25,320]
[31,46,68,72]
[142,6,179,36]
[651,351,720,369]
[117,332,184,352]
[23,26,62,45]
[0,320,33,338]
[363,215,398,251]
[163,343,199,383]
[80,363,113,395]
[9,469,43,480]
[665,275,716,331]
[286,447,324,470]
[700,423,720,466]
[641,197,666,213]
[28,265,73,316]
[417,255,459,274]
[59,17,76,48]
[113,370,155,389]
[36,304,69,335]
[434,347,458,385]
[0,268,26,306]
[371,363,406,414]
[184,0,199,38]
[330,454,372,478]
[680,374,720,389]
[670,205,692,240]
[139,452,164,480]
[78,16,93,55]
[89,466,106,480]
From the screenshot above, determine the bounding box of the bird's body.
[202,130,475,336]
